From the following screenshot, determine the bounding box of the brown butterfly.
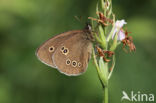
[36,24,93,76]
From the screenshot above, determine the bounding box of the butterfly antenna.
[74,16,83,24]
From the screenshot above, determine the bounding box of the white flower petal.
[115,20,127,28]
[110,19,127,41]
[118,30,125,41]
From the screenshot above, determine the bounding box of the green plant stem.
[93,49,109,103]
[103,86,108,103]
[103,63,108,103]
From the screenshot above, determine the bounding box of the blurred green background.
[0,0,156,103]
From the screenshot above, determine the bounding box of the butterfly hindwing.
[53,31,92,76]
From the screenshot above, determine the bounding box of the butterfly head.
[84,22,92,32]
[84,23,94,41]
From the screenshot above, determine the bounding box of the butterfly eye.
[62,48,69,55]
[78,62,81,67]
[49,46,55,52]
[72,60,77,67]
[66,59,71,65]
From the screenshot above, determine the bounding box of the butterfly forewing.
[36,30,82,68]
